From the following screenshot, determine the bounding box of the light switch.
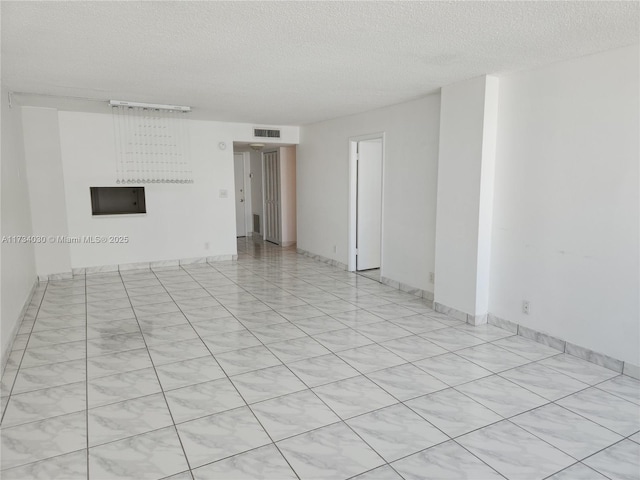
[219,189,228,198]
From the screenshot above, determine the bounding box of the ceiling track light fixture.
[109,100,191,112]
[249,143,265,151]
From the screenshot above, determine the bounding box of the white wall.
[21,107,72,276]
[434,75,498,317]
[280,146,297,246]
[249,150,263,234]
[298,94,441,292]
[490,45,639,364]
[31,109,299,269]
[1,90,36,364]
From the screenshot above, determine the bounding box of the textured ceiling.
[2,1,638,125]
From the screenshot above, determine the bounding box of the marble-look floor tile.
[191,317,245,336]
[176,406,271,468]
[138,311,189,330]
[458,421,574,480]
[12,359,86,394]
[277,422,384,479]
[413,353,492,386]
[456,375,548,417]
[235,311,289,328]
[267,336,331,363]
[454,324,513,342]
[557,387,640,436]
[597,375,640,405]
[513,403,623,459]
[156,356,226,391]
[192,444,297,480]
[88,367,162,408]
[87,307,135,324]
[548,463,608,480]
[89,426,189,480]
[0,449,87,480]
[292,315,346,335]
[347,403,448,461]
[250,322,307,344]
[201,330,262,354]
[388,314,447,334]
[352,321,412,343]
[287,354,360,387]
[147,338,211,366]
[88,393,173,446]
[492,335,561,361]
[2,381,86,428]
[380,335,447,362]
[630,432,640,444]
[456,343,530,372]
[250,389,339,441]
[276,304,325,321]
[366,363,448,401]
[231,365,307,404]
[165,377,245,424]
[27,326,86,349]
[86,331,146,357]
[539,354,619,385]
[130,293,174,307]
[406,388,502,437]
[337,344,406,374]
[420,328,486,351]
[331,310,386,328]
[87,347,153,379]
[583,440,640,480]
[499,362,589,401]
[365,303,416,320]
[312,328,374,352]
[86,318,141,338]
[392,440,503,480]
[1,411,87,470]
[313,375,397,419]
[32,314,85,332]
[142,324,199,346]
[352,465,403,480]
[314,299,359,315]
[215,345,282,376]
[20,340,86,368]
[133,302,181,317]
[225,300,272,316]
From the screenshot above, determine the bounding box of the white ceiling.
[2,1,638,125]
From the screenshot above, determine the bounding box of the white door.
[356,139,383,270]
[263,151,281,244]
[234,153,247,237]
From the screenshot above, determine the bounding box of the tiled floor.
[1,238,639,480]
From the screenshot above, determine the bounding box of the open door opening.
[349,135,384,274]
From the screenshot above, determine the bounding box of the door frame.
[348,132,386,272]
[262,149,282,245]
[233,152,252,237]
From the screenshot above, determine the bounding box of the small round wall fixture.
[249,143,265,151]
[218,142,227,150]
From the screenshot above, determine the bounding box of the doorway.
[263,150,281,244]
[233,152,250,237]
[349,134,384,272]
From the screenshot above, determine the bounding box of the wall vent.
[254,128,281,138]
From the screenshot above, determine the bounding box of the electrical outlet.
[429,272,435,284]
[204,242,210,250]
[333,245,337,253]
[219,189,228,198]
[522,300,531,315]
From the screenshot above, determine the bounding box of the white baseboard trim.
[1,278,38,375]
[433,302,488,326]
[487,313,633,377]
[380,276,433,302]
[296,248,348,271]
[40,255,239,281]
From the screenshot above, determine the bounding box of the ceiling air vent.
[254,128,281,139]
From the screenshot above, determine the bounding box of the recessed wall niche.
[90,187,146,215]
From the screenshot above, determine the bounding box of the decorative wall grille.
[112,106,193,184]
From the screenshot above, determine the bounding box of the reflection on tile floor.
[1,238,639,479]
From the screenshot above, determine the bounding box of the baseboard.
[40,255,239,280]
[434,302,488,326]
[296,248,348,271]
[380,275,433,302]
[487,313,635,378]
[281,241,297,248]
[1,278,38,375]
